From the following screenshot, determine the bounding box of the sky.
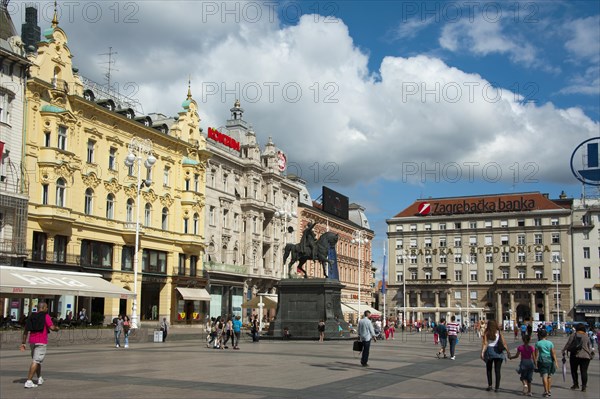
[9,0,600,280]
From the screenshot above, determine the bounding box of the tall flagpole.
[382,240,387,326]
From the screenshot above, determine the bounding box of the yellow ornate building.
[23,14,210,324]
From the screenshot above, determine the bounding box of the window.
[144,203,151,226]
[454,291,461,299]
[501,235,509,245]
[500,220,508,227]
[183,218,189,234]
[439,237,447,247]
[517,268,525,279]
[455,270,462,281]
[86,140,95,163]
[80,240,113,268]
[583,247,590,259]
[233,213,239,231]
[469,236,477,246]
[190,255,198,276]
[178,254,186,275]
[552,269,561,282]
[484,220,492,228]
[396,225,403,231]
[551,233,560,244]
[534,218,542,226]
[127,162,134,176]
[44,132,51,147]
[209,206,215,225]
[162,207,168,230]
[470,270,477,281]
[517,219,525,227]
[551,218,559,226]
[535,252,543,262]
[57,126,67,150]
[410,271,417,280]
[502,269,509,279]
[42,184,49,204]
[584,267,591,279]
[395,239,403,249]
[484,235,493,246]
[223,174,228,192]
[470,254,477,263]
[517,235,525,245]
[440,272,447,279]
[193,213,199,235]
[56,178,66,207]
[454,222,461,229]
[535,270,543,279]
[583,232,589,240]
[470,221,478,229]
[410,224,417,231]
[0,91,11,123]
[584,289,592,301]
[425,223,431,231]
[106,194,115,219]
[410,255,417,264]
[534,234,542,244]
[222,209,229,228]
[109,147,117,170]
[454,253,462,263]
[425,255,432,264]
[425,272,432,280]
[32,232,47,261]
[84,188,93,215]
[501,252,509,262]
[121,246,134,271]
[396,272,403,282]
[439,223,446,230]
[424,237,432,247]
[470,291,477,299]
[142,249,167,273]
[53,235,68,263]
[454,237,461,247]
[440,254,447,264]
[397,256,404,264]
[486,270,493,281]
[518,252,526,262]
[410,238,417,248]
[126,199,134,223]
[163,166,170,186]
[485,253,493,263]
[194,173,200,192]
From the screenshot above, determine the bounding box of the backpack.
[568,335,583,354]
[25,312,46,333]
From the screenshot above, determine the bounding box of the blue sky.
[11,0,599,279]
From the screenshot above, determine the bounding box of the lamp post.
[352,230,368,322]
[123,137,156,329]
[463,259,476,327]
[551,255,565,331]
[402,255,408,328]
[274,207,296,278]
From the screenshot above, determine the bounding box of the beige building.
[22,14,209,325]
[386,192,573,328]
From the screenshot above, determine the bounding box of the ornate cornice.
[82,172,101,188]
[104,179,123,194]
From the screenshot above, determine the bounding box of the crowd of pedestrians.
[206,315,243,350]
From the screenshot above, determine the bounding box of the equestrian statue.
[283,222,339,278]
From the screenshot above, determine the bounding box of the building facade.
[203,101,302,322]
[298,198,375,324]
[386,192,573,328]
[0,3,29,269]
[22,14,210,325]
[571,198,600,324]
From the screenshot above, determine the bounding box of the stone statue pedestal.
[269,278,350,339]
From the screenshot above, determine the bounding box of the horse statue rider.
[283,221,339,279]
[300,221,317,260]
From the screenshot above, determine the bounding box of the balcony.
[33,205,76,234]
[204,261,248,276]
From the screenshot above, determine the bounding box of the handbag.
[353,340,363,352]
[494,334,505,354]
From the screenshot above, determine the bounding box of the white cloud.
[389,17,435,40]
[564,15,600,63]
[24,1,597,189]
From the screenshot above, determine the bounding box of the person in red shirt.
[20,302,59,388]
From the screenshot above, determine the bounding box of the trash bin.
[153,330,163,342]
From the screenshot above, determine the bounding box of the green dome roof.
[41,104,66,113]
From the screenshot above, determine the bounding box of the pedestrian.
[481,319,510,392]
[514,324,519,341]
[510,334,535,396]
[20,302,60,388]
[534,328,558,397]
[206,317,216,348]
[432,322,439,345]
[232,315,242,350]
[113,314,123,348]
[358,310,376,367]
[159,317,169,342]
[222,317,233,348]
[521,322,527,339]
[447,315,460,360]
[122,315,131,348]
[562,323,595,392]
[389,321,395,340]
[436,318,448,359]
[251,315,259,342]
[318,319,325,342]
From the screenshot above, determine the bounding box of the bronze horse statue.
[283,231,338,278]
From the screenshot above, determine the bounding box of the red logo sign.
[418,203,431,216]
[208,127,240,152]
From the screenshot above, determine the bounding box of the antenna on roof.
[99,47,118,93]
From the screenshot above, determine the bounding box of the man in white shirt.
[358,310,376,366]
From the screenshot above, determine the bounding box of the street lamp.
[551,255,565,331]
[401,255,408,328]
[463,259,476,327]
[352,230,368,322]
[274,207,296,278]
[123,137,156,329]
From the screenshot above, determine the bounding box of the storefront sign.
[208,127,240,152]
[418,196,537,216]
[399,244,551,256]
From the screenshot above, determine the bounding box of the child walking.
[534,329,559,397]
[510,334,535,396]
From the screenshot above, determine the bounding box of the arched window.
[84,188,93,215]
[161,207,169,230]
[106,194,115,219]
[193,213,199,235]
[144,203,151,226]
[221,245,228,264]
[56,178,66,207]
[126,199,134,223]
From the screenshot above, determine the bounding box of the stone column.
[509,291,515,324]
[416,290,422,321]
[543,291,550,322]
[530,292,536,321]
[434,291,440,322]
[496,291,503,322]
[446,290,452,320]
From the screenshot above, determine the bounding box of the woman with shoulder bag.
[562,323,595,392]
[481,320,511,392]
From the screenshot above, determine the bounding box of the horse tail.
[283,244,292,263]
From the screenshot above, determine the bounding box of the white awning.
[342,302,381,316]
[175,287,211,301]
[0,266,134,299]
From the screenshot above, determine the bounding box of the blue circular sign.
[571,137,600,186]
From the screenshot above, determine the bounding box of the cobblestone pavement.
[1,331,597,398]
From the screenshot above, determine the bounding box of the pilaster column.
[509,290,515,324]
[434,291,440,322]
[496,291,503,322]
[543,291,550,321]
[416,290,422,321]
[530,292,536,321]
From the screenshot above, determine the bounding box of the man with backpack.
[20,302,59,388]
[436,318,448,359]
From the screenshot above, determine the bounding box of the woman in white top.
[481,320,510,392]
